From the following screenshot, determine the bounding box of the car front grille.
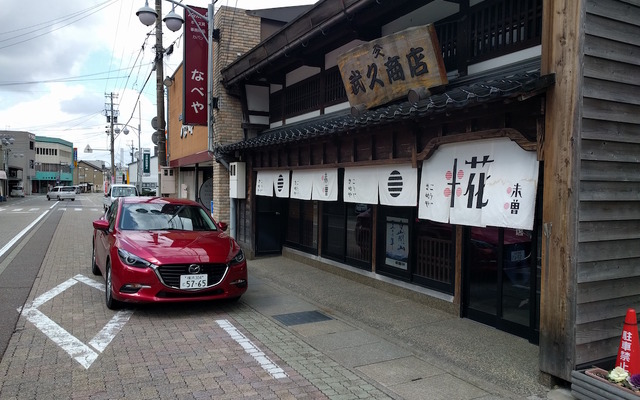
[156,263,228,289]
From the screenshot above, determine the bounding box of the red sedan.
[92,197,247,309]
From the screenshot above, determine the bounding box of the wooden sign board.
[337,24,448,110]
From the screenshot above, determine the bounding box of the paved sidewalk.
[245,254,574,400]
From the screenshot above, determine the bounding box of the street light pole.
[154,0,166,168]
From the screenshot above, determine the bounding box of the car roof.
[111,184,136,187]
[120,196,201,207]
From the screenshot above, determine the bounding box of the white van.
[104,184,139,210]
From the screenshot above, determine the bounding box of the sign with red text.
[183,6,209,126]
[418,138,539,230]
[337,24,447,110]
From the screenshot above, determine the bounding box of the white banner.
[273,171,290,198]
[344,166,379,204]
[418,137,539,230]
[290,170,314,200]
[311,169,338,201]
[378,164,418,206]
[256,171,275,197]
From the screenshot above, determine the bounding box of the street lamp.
[136,0,216,170]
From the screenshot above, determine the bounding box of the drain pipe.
[216,156,236,239]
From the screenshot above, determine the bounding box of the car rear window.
[62,187,75,192]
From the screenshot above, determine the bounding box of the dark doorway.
[463,225,540,342]
[255,196,287,255]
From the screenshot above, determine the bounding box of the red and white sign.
[183,6,208,126]
[418,138,539,230]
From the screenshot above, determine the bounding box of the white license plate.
[180,274,207,289]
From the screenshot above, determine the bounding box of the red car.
[92,197,247,309]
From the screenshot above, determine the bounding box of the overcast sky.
[0,0,315,167]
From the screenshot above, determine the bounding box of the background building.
[34,136,74,193]
[73,160,106,193]
[0,130,36,196]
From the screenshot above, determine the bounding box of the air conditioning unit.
[229,162,246,199]
[160,167,176,194]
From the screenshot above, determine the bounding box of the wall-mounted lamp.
[163,76,174,87]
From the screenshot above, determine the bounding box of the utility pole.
[104,93,119,183]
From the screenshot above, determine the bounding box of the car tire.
[71,198,75,201]
[105,263,122,310]
[57,196,61,201]
[91,244,101,276]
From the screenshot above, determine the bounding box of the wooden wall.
[575,0,640,369]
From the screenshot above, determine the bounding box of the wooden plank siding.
[574,0,640,369]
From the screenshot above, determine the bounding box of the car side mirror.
[217,222,228,232]
[93,219,110,231]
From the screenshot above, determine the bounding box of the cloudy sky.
[0,0,314,167]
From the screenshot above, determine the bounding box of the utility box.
[160,167,176,194]
[229,162,246,199]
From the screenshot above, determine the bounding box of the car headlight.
[230,249,245,266]
[118,249,154,269]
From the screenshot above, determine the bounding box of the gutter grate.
[272,310,332,326]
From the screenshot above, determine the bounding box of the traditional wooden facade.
[216,0,640,382]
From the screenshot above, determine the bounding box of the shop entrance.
[463,226,540,342]
[255,196,287,255]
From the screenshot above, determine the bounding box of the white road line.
[20,307,99,369]
[29,277,78,309]
[89,310,134,353]
[216,319,288,379]
[73,274,104,291]
[0,209,49,259]
[13,208,22,212]
[18,275,134,369]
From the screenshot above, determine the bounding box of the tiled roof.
[219,70,554,154]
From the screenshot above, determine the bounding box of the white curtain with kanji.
[290,170,314,200]
[418,137,539,230]
[255,171,275,197]
[343,166,379,204]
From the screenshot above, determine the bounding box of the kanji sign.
[418,138,539,230]
[183,6,209,126]
[337,24,447,110]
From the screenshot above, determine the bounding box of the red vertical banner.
[183,6,208,126]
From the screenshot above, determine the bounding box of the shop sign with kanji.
[183,6,209,126]
[337,24,447,110]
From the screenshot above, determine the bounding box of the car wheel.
[71,198,75,201]
[105,263,121,310]
[57,196,61,201]
[47,196,50,201]
[91,244,101,276]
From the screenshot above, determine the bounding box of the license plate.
[180,274,207,289]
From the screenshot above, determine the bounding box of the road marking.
[0,210,49,259]
[18,274,134,369]
[216,319,288,379]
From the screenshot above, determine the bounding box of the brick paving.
[0,196,392,400]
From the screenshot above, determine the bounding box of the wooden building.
[214,0,640,382]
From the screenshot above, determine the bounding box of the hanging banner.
[183,6,209,126]
[418,137,539,230]
[255,171,275,197]
[378,164,418,206]
[311,169,338,201]
[274,170,290,198]
[344,166,379,204]
[291,170,314,200]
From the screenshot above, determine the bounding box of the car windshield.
[119,203,218,231]
[112,187,137,197]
